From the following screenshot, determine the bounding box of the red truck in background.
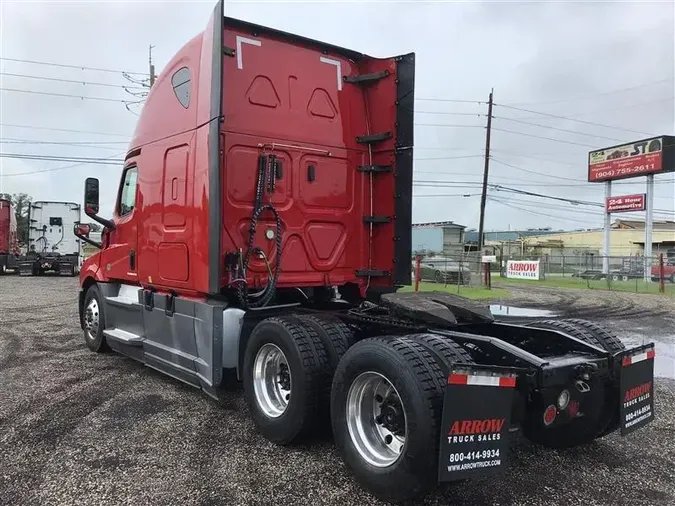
[74,1,656,501]
[0,198,19,274]
[652,250,675,283]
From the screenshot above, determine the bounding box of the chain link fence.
[411,252,488,291]
[413,253,675,295]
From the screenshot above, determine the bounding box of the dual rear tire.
[242,316,471,503]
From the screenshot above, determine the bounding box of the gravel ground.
[1,277,674,506]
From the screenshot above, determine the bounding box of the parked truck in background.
[18,201,82,276]
[0,198,19,275]
[75,1,657,501]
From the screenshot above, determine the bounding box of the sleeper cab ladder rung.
[343,70,390,85]
[357,164,393,173]
[363,216,392,225]
[356,132,392,145]
[355,269,390,278]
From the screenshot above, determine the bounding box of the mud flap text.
[438,370,516,482]
[619,345,655,436]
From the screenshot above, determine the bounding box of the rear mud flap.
[618,344,656,436]
[438,366,518,482]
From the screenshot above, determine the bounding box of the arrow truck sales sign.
[606,194,646,213]
[506,260,541,280]
[588,136,675,182]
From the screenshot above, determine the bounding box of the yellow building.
[522,219,675,257]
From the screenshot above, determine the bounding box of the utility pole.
[477,89,494,252]
[149,45,156,87]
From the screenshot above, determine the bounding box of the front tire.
[82,284,109,353]
[331,336,446,503]
[242,316,330,445]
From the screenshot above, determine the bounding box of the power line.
[415,111,486,117]
[0,123,130,137]
[1,137,127,145]
[493,116,624,143]
[502,78,674,106]
[0,139,124,151]
[0,57,149,76]
[489,150,581,167]
[0,72,147,90]
[415,123,484,129]
[491,185,600,206]
[0,153,124,164]
[488,197,599,224]
[416,98,486,104]
[415,154,484,161]
[492,103,657,136]
[490,158,584,182]
[413,193,481,198]
[565,96,675,118]
[0,152,125,177]
[491,127,598,148]
[0,87,142,104]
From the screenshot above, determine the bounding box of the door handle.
[130,249,136,270]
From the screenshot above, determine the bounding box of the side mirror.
[75,223,91,238]
[84,178,100,216]
[83,177,114,230]
[74,222,101,249]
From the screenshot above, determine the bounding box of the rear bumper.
[437,343,656,482]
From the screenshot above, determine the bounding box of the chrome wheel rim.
[346,371,407,468]
[253,343,292,418]
[84,298,99,340]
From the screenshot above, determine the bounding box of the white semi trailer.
[18,201,83,276]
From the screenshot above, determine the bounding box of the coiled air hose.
[235,154,283,309]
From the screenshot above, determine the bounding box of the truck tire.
[409,333,474,372]
[527,319,604,350]
[522,319,610,448]
[82,284,110,353]
[242,316,330,445]
[294,314,355,371]
[330,336,446,503]
[558,319,625,354]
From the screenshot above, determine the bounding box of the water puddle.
[621,335,675,380]
[489,305,557,318]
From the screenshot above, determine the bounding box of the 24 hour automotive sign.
[588,136,675,182]
[606,194,646,213]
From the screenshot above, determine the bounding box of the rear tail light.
[543,405,557,426]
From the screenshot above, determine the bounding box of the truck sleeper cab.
[17,200,82,277]
[77,2,657,502]
[0,198,19,274]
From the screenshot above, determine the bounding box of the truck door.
[103,164,139,283]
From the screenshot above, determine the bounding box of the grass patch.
[496,276,675,295]
[399,283,510,300]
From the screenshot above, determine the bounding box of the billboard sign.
[606,194,646,213]
[506,260,541,280]
[588,136,675,182]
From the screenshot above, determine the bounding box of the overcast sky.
[0,0,673,232]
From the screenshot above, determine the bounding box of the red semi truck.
[75,2,656,501]
[0,198,19,274]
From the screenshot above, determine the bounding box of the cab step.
[103,328,144,346]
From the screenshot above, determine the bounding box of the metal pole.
[644,174,654,281]
[149,45,156,87]
[414,255,421,292]
[477,89,494,252]
[603,181,612,275]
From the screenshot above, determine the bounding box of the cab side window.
[118,166,138,216]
